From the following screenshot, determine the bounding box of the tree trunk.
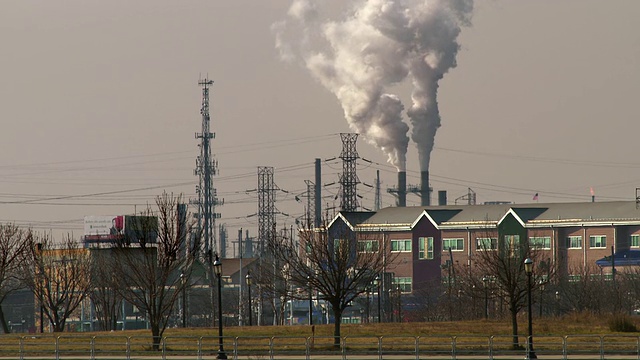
[0,308,9,333]
[332,308,343,348]
[151,323,161,351]
[510,303,519,350]
[54,319,65,332]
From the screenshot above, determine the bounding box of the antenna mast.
[194,78,223,257]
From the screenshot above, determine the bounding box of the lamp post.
[482,276,489,319]
[245,272,252,326]
[375,275,381,323]
[524,258,537,359]
[213,255,227,360]
[180,271,187,328]
[538,279,545,317]
[396,286,402,323]
[365,287,370,323]
[307,275,313,325]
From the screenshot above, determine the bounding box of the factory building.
[327,201,640,296]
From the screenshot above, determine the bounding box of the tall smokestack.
[421,171,430,206]
[315,158,321,227]
[438,190,447,206]
[398,171,407,207]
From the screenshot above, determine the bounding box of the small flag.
[533,193,539,201]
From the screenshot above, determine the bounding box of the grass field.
[0,313,638,358]
[87,311,638,339]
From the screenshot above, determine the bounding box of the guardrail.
[0,334,638,359]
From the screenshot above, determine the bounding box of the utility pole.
[374,170,381,211]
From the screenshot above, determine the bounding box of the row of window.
[356,234,628,254]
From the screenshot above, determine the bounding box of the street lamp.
[396,286,402,323]
[482,276,489,319]
[213,255,227,360]
[375,275,381,323]
[180,270,187,328]
[538,279,545,317]
[365,287,370,324]
[307,275,313,325]
[245,272,252,326]
[524,258,537,359]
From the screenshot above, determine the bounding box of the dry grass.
[113,312,634,339]
[0,313,637,356]
[2,312,634,341]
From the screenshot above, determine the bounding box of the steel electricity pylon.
[339,133,360,212]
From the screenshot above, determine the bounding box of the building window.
[391,239,412,252]
[334,239,346,256]
[392,277,412,293]
[476,238,498,250]
[589,235,606,249]
[443,238,464,252]
[566,236,582,249]
[529,236,551,250]
[631,234,640,248]
[419,237,434,259]
[357,240,379,252]
[505,235,520,257]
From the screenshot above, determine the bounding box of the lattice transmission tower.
[301,179,315,229]
[339,133,360,212]
[257,166,278,255]
[193,78,223,258]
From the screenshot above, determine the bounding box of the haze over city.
[1,0,639,251]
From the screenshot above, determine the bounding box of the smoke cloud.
[274,0,472,172]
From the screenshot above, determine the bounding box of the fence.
[0,334,638,359]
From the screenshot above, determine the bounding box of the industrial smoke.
[274,0,473,172]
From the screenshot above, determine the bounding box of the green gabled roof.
[330,211,376,230]
[327,201,640,232]
[426,209,463,225]
[510,207,549,222]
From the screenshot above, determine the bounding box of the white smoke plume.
[274,0,472,172]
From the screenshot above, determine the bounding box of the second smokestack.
[398,171,406,207]
[421,171,430,206]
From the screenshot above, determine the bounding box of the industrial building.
[327,200,640,296]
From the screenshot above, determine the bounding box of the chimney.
[398,171,407,207]
[421,171,430,206]
[438,190,447,206]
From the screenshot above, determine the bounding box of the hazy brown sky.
[1,1,639,247]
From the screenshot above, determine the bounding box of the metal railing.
[0,334,638,359]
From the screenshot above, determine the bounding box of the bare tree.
[0,224,32,333]
[110,192,196,350]
[458,230,554,349]
[21,234,93,332]
[266,226,390,347]
[560,262,614,315]
[90,247,122,331]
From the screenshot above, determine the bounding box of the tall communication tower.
[257,167,278,255]
[193,78,222,257]
[339,133,360,212]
